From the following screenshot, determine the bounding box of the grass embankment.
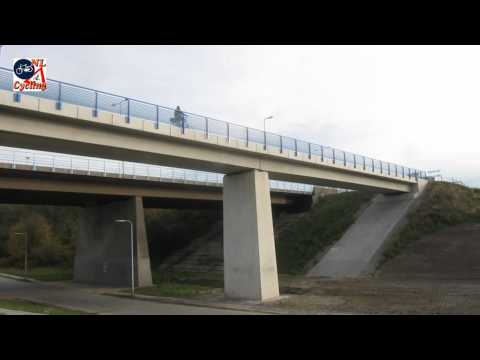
[0,299,89,315]
[0,267,72,281]
[275,191,374,274]
[377,182,480,269]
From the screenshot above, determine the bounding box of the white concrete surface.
[308,180,428,278]
[223,170,280,301]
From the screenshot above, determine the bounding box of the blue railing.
[0,66,427,181]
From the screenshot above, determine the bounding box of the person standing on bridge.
[172,106,187,129]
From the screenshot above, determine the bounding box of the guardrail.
[0,66,427,182]
[0,147,313,194]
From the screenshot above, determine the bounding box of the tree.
[6,213,73,267]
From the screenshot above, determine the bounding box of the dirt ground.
[257,277,480,314]
[257,224,480,314]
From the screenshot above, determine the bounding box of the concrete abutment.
[73,196,153,287]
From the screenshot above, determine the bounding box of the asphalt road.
[0,277,258,315]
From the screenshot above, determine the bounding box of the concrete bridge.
[0,68,426,301]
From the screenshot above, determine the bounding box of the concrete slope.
[307,186,425,278]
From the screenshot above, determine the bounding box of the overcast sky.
[1,45,478,187]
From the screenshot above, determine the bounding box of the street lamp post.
[15,232,28,275]
[112,98,129,116]
[263,115,273,150]
[114,219,135,297]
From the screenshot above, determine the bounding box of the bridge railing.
[0,146,314,194]
[0,67,427,181]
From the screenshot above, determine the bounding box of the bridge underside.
[0,167,310,210]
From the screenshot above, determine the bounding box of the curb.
[0,307,44,315]
[0,273,40,283]
[103,291,289,315]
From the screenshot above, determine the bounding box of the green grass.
[0,267,72,281]
[377,182,480,269]
[133,283,220,299]
[275,191,374,274]
[131,270,223,299]
[0,298,90,315]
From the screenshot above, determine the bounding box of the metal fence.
[0,66,427,181]
[0,146,313,194]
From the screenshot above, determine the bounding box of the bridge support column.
[223,169,280,301]
[74,196,153,287]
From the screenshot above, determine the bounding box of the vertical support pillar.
[223,169,279,301]
[73,196,152,287]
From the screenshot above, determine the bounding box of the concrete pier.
[74,196,153,287]
[223,169,280,301]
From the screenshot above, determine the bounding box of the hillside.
[376,182,480,274]
[157,191,374,275]
[273,191,374,274]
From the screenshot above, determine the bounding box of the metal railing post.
[93,91,98,117]
[380,161,383,174]
[280,136,283,153]
[363,156,366,170]
[181,113,185,134]
[56,82,62,110]
[126,98,130,123]
[205,117,209,138]
[395,164,398,177]
[227,122,230,143]
[246,128,249,147]
[332,149,336,164]
[353,154,356,168]
[321,145,324,162]
[308,143,311,159]
[294,139,298,156]
[156,105,159,129]
[388,163,390,176]
[372,159,375,172]
[343,151,346,166]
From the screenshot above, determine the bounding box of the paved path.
[308,193,418,277]
[0,277,259,315]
